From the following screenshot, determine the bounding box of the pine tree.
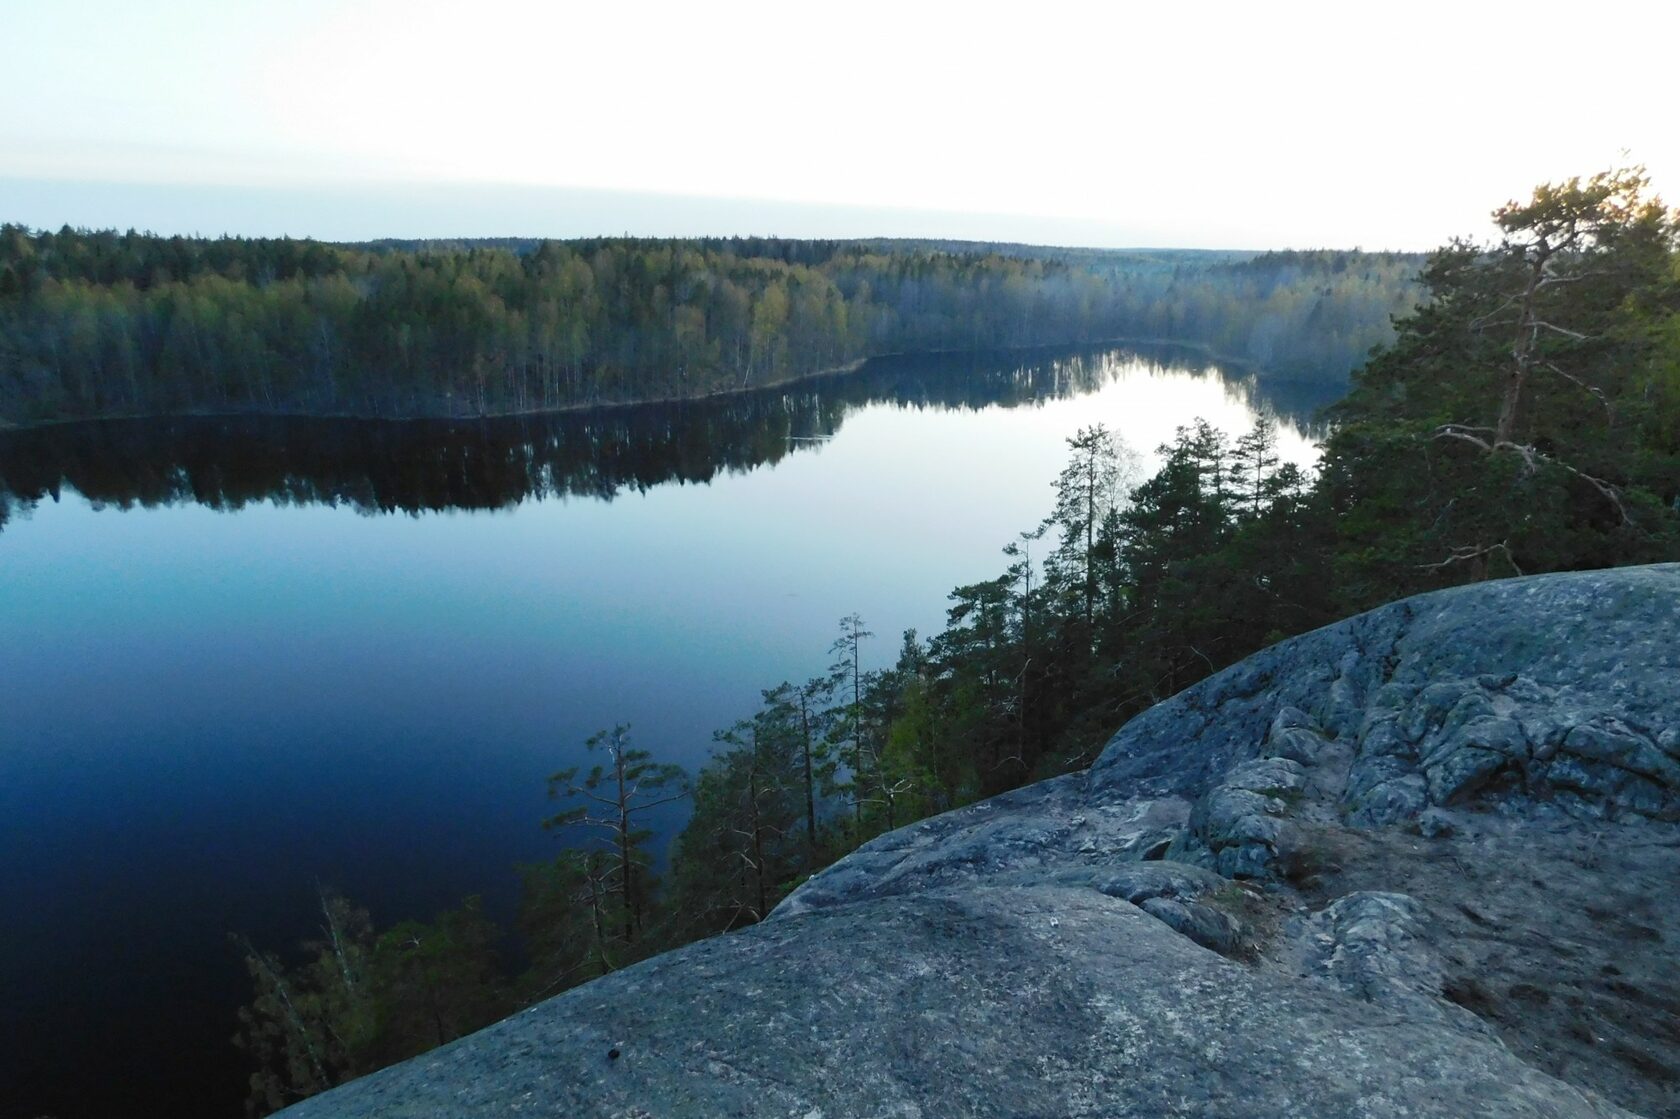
[545,724,688,945]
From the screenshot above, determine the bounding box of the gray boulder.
[1183,757,1306,878]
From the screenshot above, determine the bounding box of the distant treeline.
[0,226,1419,425]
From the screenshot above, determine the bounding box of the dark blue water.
[0,346,1327,1118]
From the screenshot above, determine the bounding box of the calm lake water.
[0,345,1329,1119]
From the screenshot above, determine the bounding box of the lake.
[0,344,1330,1119]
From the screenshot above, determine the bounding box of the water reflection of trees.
[0,344,1332,527]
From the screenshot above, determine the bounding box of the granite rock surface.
[283,566,1680,1119]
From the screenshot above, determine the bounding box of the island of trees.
[0,228,1418,426]
[60,170,1674,1115]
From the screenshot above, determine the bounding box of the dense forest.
[225,169,1680,1115]
[0,227,1417,426]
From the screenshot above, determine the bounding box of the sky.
[3,0,1676,249]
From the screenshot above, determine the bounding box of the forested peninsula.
[0,228,1417,425]
[230,170,1680,1115]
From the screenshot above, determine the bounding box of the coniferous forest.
[224,169,1680,1115]
[0,229,1417,427]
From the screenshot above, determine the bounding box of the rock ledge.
[283,566,1680,1119]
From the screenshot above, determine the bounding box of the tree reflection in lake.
[0,343,1332,525]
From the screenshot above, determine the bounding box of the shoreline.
[0,337,1342,434]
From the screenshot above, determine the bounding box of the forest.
[0,227,1418,426]
[230,169,1680,1115]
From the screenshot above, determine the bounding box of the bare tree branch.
[1430,426,1631,524]
[1417,541,1523,575]
[1529,319,1592,341]
[1538,360,1613,413]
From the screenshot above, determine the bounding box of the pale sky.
[3,0,1676,248]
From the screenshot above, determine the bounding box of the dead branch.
[1418,541,1523,575]
[1538,360,1613,413]
[1529,320,1592,341]
[1430,426,1631,523]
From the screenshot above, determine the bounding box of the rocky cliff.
[283,565,1680,1118]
